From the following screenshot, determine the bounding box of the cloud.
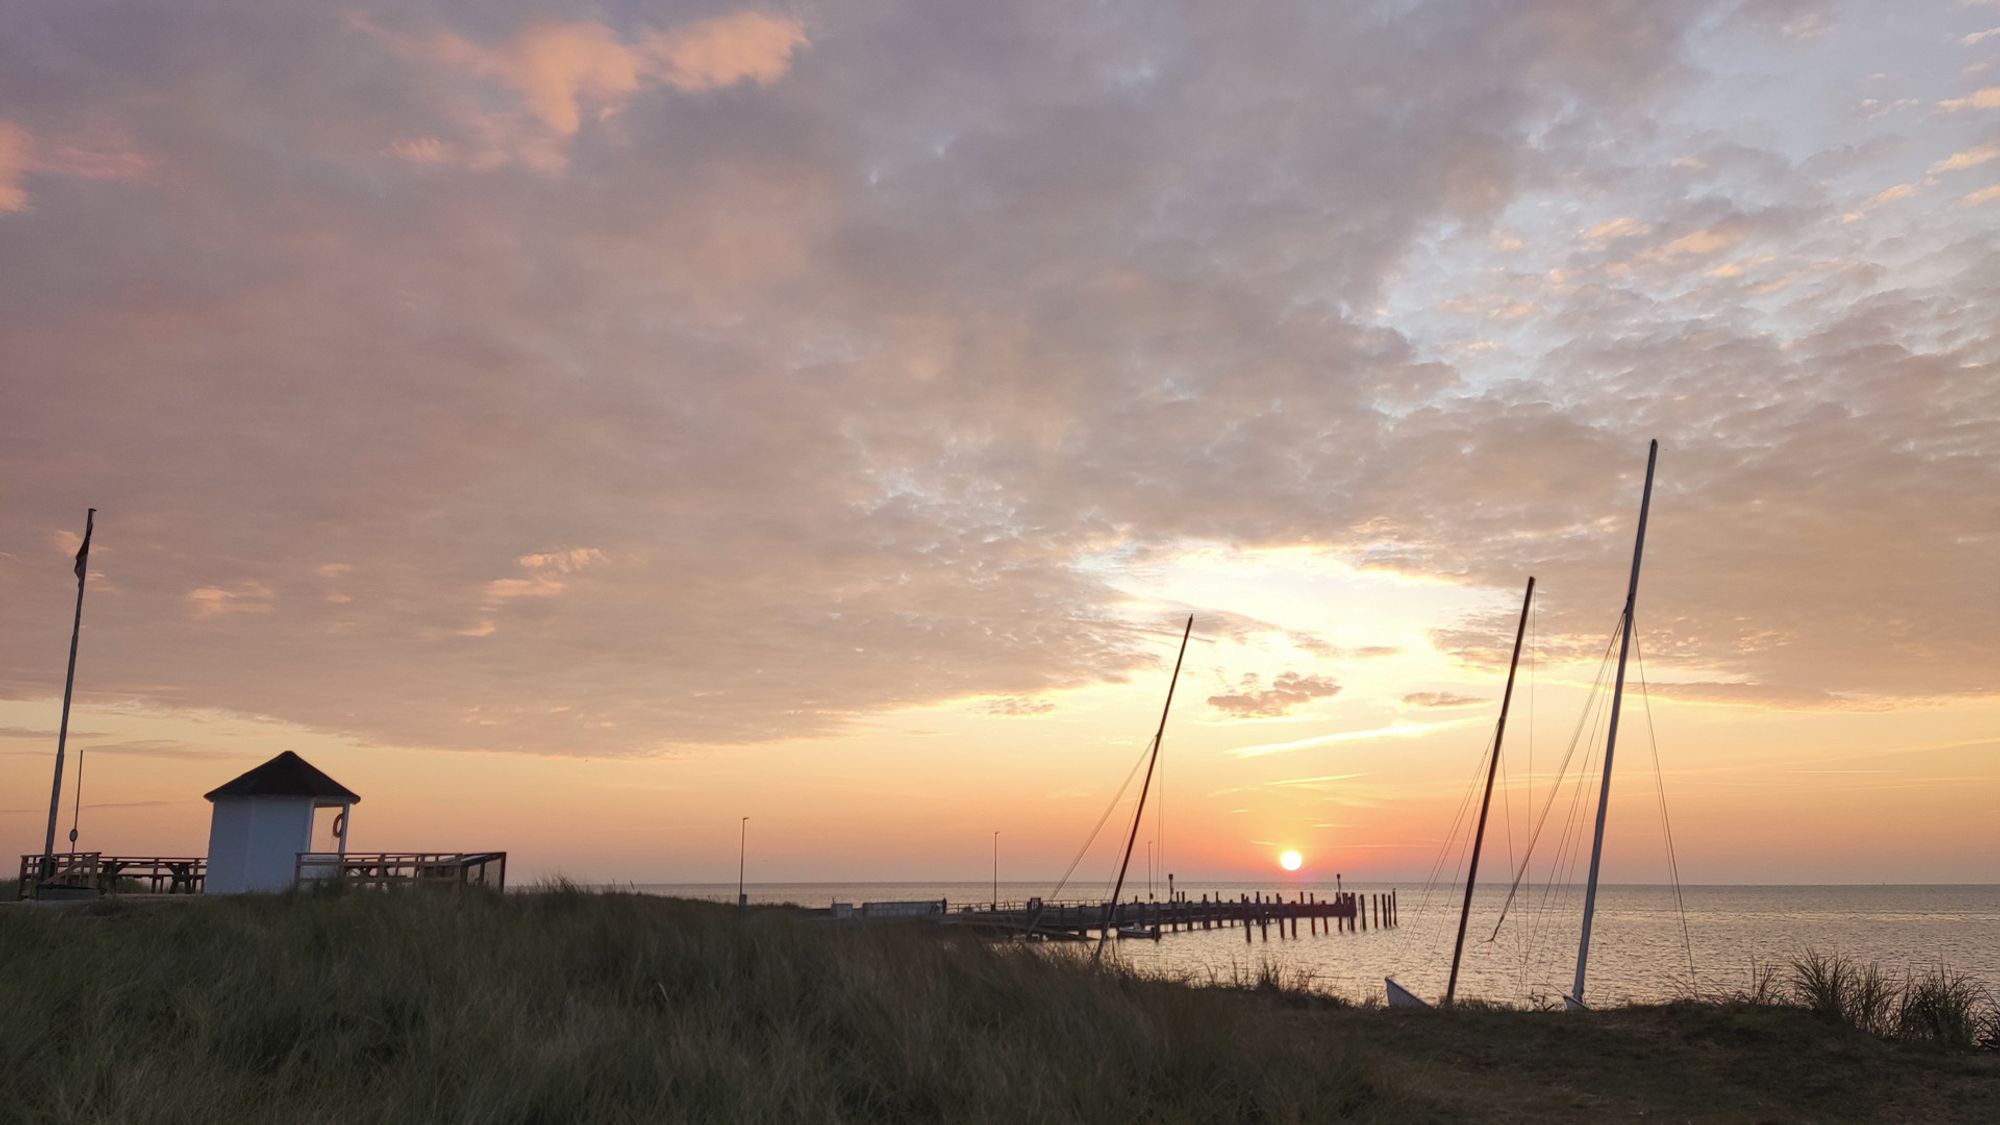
[186,583,276,617]
[0,120,35,212]
[0,117,153,213]
[650,11,811,93]
[1961,182,2000,206]
[1637,681,1892,710]
[353,10,809,163]
[1207,671,1342,718]
[1402,692,1486,708]
[1226,719,1483,760]
[0,1,1996,760]
[1938,85,2000,110]
[1584,217,1652,241]
[978,696,1056,716]
[1930,140,2000,173]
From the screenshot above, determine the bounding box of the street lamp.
[992,830,999,910]
[737,817,748,908]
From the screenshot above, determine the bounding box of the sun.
[1279,849,1303,872]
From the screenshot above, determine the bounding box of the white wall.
[204,796,315,894]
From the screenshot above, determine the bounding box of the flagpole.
[41,508,94,882]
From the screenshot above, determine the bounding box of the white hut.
[202,751,358,895]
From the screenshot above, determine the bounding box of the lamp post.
[992,830,999,910]
[737,817,748,908]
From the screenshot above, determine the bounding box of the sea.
[625,881,2000,1007]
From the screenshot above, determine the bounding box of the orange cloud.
[475,548,606,619]
[359,11,809,155]
[1930,140,2000,174]
[1938,85,2000,111]
[648,11,810,93]
[186,583,276,617]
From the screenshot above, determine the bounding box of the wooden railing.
[15,853,206,899]
[295,851,507,891]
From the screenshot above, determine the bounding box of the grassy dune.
[0,888,1993,1123]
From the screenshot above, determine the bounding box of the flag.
[73,509,94,582]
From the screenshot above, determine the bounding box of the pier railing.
[295,851,507,891]
[15,853,206,899]
[932,889,1399,941]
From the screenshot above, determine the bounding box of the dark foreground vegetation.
[0,888,1993,1123]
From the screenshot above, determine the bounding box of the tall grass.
[1790,949,1898,1036]
[0,888,1395,1124]
[1896,966,1992,1049]
[1787,949,1999,1049]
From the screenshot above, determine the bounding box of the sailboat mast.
[41,507,95,881]
[1445,575,1535,1007]
[1094,615,1193,962]
[1570,440,1658,1007]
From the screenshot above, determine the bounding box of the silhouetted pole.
[1445,576,1535,1007]
[41,508,94,881]
[1094,615,1193,963]
[992,830,999,910]
[1572,440,1658,1008]
[737,816,748,907]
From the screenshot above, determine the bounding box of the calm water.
[631,881,2000,1007]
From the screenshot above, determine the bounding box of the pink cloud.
[357,11,809,163]
[0,120,35,212]
[0,117,154,213]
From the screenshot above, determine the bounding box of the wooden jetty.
[935,888,1398,942]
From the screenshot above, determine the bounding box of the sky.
[2,0,1996,887]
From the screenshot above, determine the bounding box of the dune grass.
[1784,949,1998,1049]
[1,888,1995,1123]
[0,886,1391,1124]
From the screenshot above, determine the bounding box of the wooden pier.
[935,889,1398,941]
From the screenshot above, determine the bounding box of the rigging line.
[1046,732,1156,905]
[1410,727,1498,926]
[1633,624,1696,982]
[1390,726,1496,966]
[1514,643,1612,989]
[1522,679,1608,971]
[1423,740,1494,964]
[1487,612,1624,938]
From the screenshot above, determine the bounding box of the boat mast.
[41,507,95,882]
[1445,575,1535,1007]
[1094,615,1193,963]
[1570,440,1658,1008]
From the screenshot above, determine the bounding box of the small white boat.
[1385,977,1431,1009]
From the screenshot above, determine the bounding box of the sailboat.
[1386,575,1536,1009]
[1386,438,1659,1010]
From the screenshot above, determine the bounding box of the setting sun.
[1278,850,1303,872]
